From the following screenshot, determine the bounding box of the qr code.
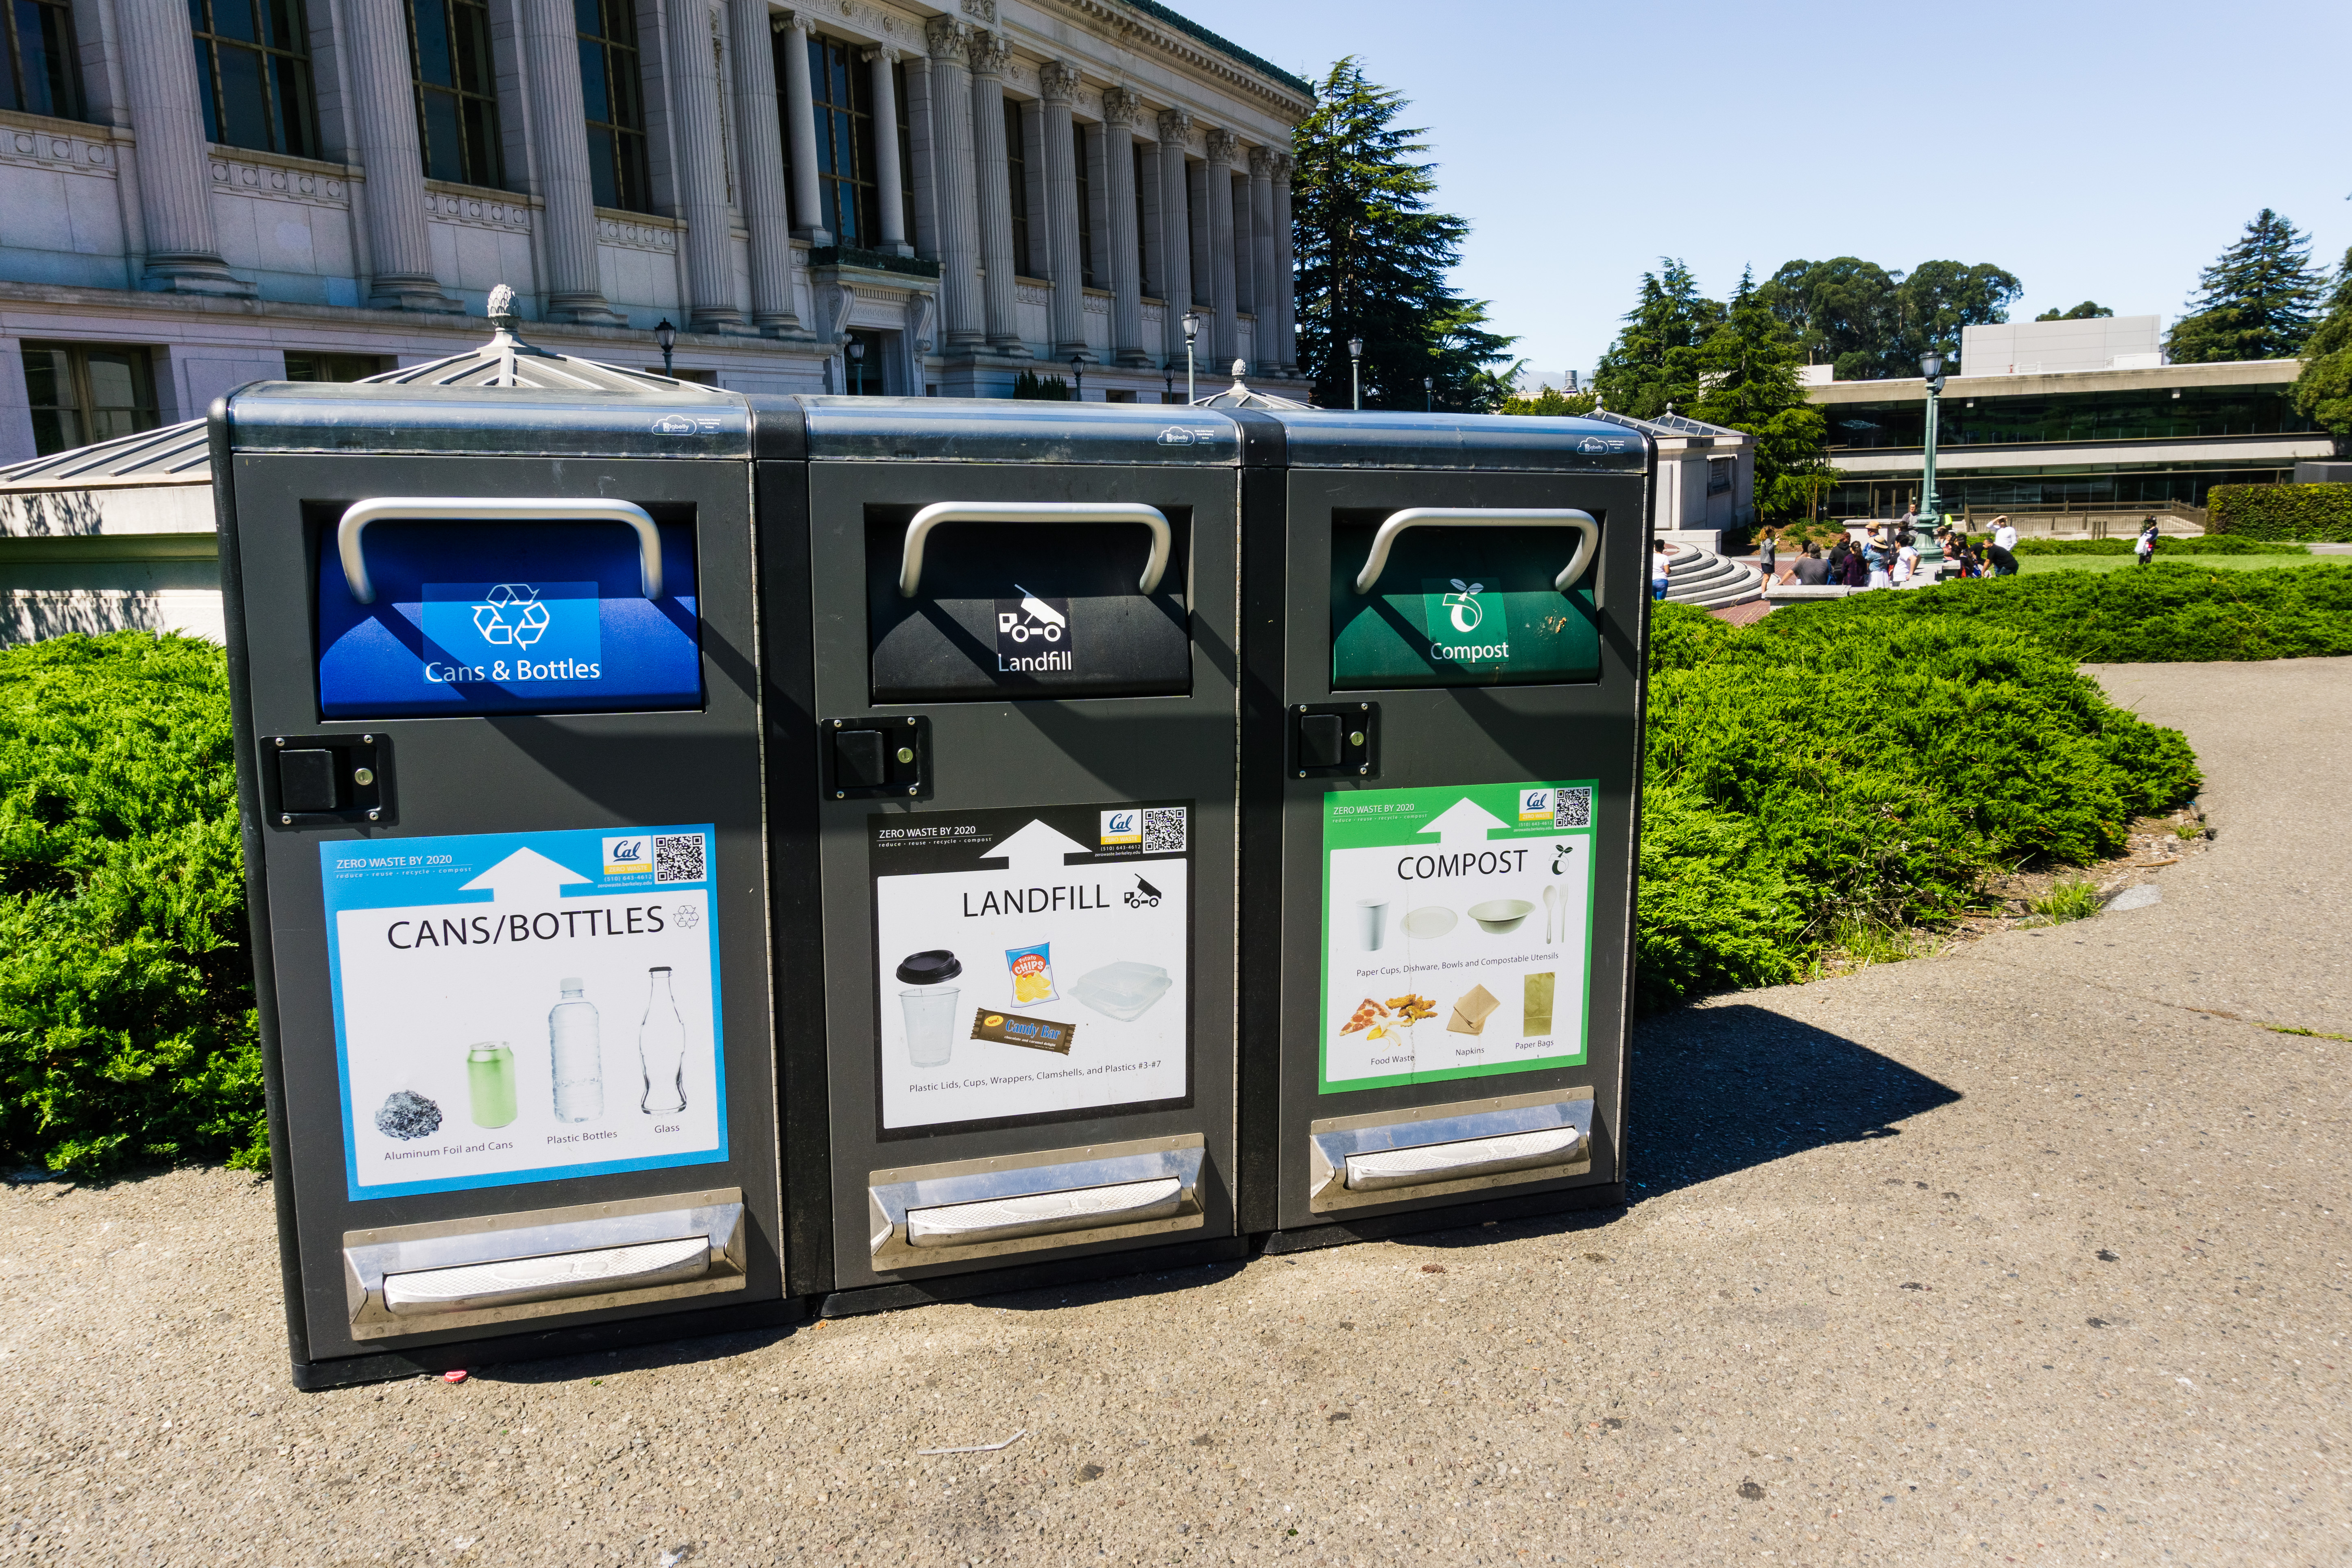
[1553,788,1593,830]
[653,832,708,883]
[1142,807,1187,853]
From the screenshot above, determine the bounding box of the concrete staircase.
[1661,541,1764,610]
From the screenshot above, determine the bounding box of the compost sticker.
[1319,781,1597,1093]
[319,823,728,1200]
[867,800,1191,1133]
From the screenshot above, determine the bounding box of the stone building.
[0,0,1311,464]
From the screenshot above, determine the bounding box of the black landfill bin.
[216,371,792,1388]
[755,397,1258,1315]
[1236,410,1652,1249]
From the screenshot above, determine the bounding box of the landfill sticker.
[868,801,1191,1132]
[1318,781,1596,1093]
[319,824,729,1200]
[994,589,1073,674]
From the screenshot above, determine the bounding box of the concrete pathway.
[1,663,2343,1566]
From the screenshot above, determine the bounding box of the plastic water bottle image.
[548,977,603,1122]
[638,965,688,1114]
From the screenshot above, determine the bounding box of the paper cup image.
[1354,897,1390,951]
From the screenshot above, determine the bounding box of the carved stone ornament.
[905,292,936,355]
[1272,151,1293,182]
[959,0,995,20]
[1204,128,1238,164]
[923,13,962,58]
[964,28,1009,76]
[1039,60,1080,103]
[1155,106,1191,143]
[775,8,812,35]
[487,282,517,325]
[1248,145,1274,178]
[1101,85,1143,127]
[861,42,899,63]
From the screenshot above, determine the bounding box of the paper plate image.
[1467,898,1535,934]
[1401,905,1457,940]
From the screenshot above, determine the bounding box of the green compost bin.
[1327,508,1604,689]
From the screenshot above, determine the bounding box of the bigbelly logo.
[422,581,604,687]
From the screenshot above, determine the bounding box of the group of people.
[1652,511,2170,604]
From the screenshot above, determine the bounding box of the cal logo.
[1519,789,1553,823]
[602,835,653,877]
[1099,809,1142,846]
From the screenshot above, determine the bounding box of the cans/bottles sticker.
[319,824,728,1200]
[1319,782,1596,1093]
[869,801,1190,1132]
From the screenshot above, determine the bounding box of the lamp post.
[1181,312,1199,403]
[654,317,676,377]
[1164,365,1174,403]
[1348,336,1364,411]
[1423,375,1433,412]
[1070,353,1085,401]
[1917,349,1947,570]
[847,337,865,397]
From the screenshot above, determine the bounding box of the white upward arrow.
[460,847,592,901]
[975,819,1095,879]
[1418,798,1512,846]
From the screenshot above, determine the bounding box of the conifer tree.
[1591,260,1722,418]
[2165,209,2328,363]
[1290,59,1513,410]
[2291,246,2352,454]
[1691,268,1831,522]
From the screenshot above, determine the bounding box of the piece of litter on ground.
[442,1369,468,1384]
[916,1428,1027,1455]
[657,1546,694,1568]
[2103,883,2162,912]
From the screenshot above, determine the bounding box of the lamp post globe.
[1070,353,1084,401]
[654,317,676,377]
[1916,348,1948,569]
[1423,375,1433,412]
[847,336,865,396]
[1347,336,1364,412]
[1180,312,1200,403]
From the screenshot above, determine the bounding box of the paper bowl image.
[1467,898,1535,934]
[1401,905,1457,940]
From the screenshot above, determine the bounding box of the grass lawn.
[2016,552,2337,575]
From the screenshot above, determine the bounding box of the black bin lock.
[825,715,931,799]
[264,733,393,827]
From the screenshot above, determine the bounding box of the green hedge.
[0,633,261,1178]
[1782,562,2352,662]
[1635,606,2198,1009]
[2208,482,2352,541]
[2013,534,2306,556]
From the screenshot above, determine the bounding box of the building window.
[1706,458,1733,495]
[190,0,320,159]
[409,0,502,188]
[894,59,913,247]
[576,0,648,212]
[789,32,878,246]
[1072,122,1094,288]
[1003,98,1029,275]
[284,352,392,382]
[21,342,158,456]
[1,0,77,119]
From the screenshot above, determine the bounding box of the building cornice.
[1807,358,2304,405]
[1041,0,1313,120]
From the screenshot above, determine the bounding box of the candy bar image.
[970,1010,1077,1055]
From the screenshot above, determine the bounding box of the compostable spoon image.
[1543,883,1558,944]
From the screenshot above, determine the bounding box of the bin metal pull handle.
[1351,508,1601,595]
[336,497,664,605]
[897,502,1172,598]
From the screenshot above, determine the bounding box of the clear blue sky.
[1156,0,2352,378]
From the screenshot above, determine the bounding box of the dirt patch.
[1938,803,2213,949]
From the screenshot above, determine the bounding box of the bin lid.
[791,397,1242,467]
[225,285,748,460]
[1254,408,1654,473]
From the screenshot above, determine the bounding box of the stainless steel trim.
[868,1135,1205,1270]
[336,496,664,604]
[1350,508,1600,595]
[896,502,1173,598]
[1307,1093,1593,1213]
[343,1188,744,1339]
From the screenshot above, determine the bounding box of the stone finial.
[487,282,517,327]
[1039,60,1080,103]
[1101,85,1143,127]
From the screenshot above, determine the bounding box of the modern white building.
[1959,314,2164,377]
[0,0,1312,465]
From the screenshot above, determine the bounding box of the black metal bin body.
[216,374,791,1388]
[757,397,1252,1313]
[1237,410,1652,1249]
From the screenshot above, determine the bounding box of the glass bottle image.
[548,977,603,1122]
[465,1042,518,1129]
[638,965,688,1114]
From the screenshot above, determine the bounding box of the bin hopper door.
[316,497,703,718]
[867,502,1191,703]
[1330,508,1602,690]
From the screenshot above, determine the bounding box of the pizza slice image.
[1340,997,1392,1035]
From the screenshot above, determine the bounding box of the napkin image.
[1447,982,1500,1036]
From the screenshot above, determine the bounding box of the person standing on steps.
[1758,528,1779,584]
[1652,539,1674,602]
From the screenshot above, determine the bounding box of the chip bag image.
[1006,942,1058,1004]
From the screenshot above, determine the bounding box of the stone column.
[1101,86,1146,366]
[1273,153,1297,372]
[966,31,1023,353]
[1154,108,1192,366]
[1204,129,1238,369]
[1037,61,1086,360]
[664,0,745,330]
[114,0,251,294]
[338,0,458,310]
[902,51,940,259]
[520,0,624,322]
[728,0,799,329]
[923,15,983,348]
[777,11,830,243]
[866,47,911,256]
[1248,146,1276,373]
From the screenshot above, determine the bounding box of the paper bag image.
[1523,971,1556,1035]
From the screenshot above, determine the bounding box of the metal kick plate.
[868,1134,1206,1271]
[1307,1090,1594,1213]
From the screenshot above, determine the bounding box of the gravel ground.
[2,661,2344,1566]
